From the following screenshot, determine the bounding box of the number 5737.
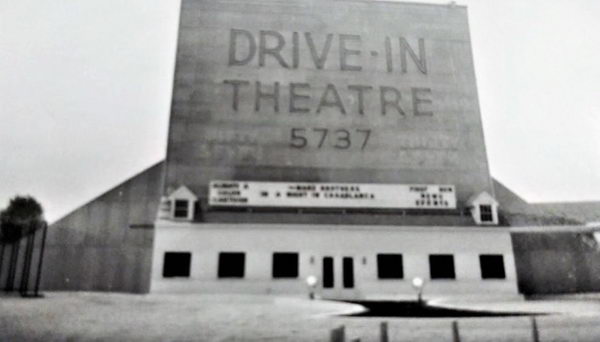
[290,128,371,150]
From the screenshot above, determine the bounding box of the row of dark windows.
[163,252,299,279]
[216,252,302,278]
[163,252,506,280]
[377,254,505,280]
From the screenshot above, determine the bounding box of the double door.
[321,256,356,299]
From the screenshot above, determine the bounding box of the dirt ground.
[2,292,600,341]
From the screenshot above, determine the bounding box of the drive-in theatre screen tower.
[150,0,518,298]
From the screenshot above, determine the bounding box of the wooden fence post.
[380,321,389,342]
[452,320,461,342]
[19,232,35,296]
[0,243,5,283]
[33,223,47,297]
[330,325,345,342]
[5,241,20,291]
[531,316,540,342]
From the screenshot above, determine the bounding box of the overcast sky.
[1,0,599,222]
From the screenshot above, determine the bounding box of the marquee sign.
[209,181,456,209]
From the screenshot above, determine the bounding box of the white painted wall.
[151,221,519,300]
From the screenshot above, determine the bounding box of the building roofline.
[50,160,165,225]
[336,0,467,9]
[511,225,600,233]
[529,200,600,205]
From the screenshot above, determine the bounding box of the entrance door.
[321,256,357,299]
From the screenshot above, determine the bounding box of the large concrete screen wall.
[165,0,493,206]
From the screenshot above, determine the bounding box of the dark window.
[272,252,299,278]
[480,204,493,222]
[174,199,189,218]
[218,252,245,278]
[323,257,334,288]
[480,254,506,279]
[429,254,455,279]
[162,252,191,278]
[343,257,354,288]
[377,254,404,279]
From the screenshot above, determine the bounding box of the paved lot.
[2,292,600,341]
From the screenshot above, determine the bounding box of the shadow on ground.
[341,300,545,317]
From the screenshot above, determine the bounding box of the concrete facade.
[165,0,494,214]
